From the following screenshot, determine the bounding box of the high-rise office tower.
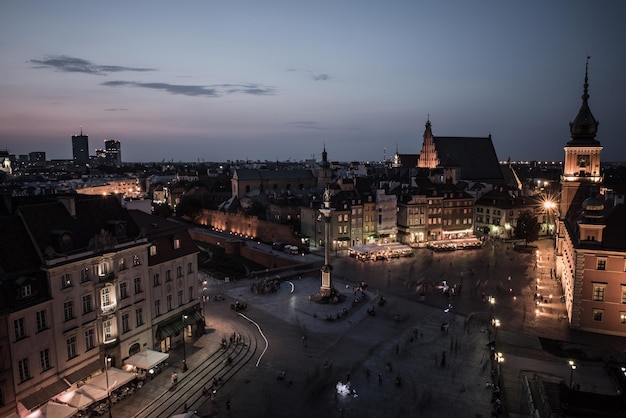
[104,139,122,166]
[71,128,89,165]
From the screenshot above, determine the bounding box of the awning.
[53,384,107,410]
[63,359,102,384]
[87,367,135,392]
[19,379,70,410]
[24,401,77,418]
[156,310,203,339]
[124,349,169,370]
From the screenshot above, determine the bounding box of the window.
[119,258,127,271]
[188,286,193,303]
[174,238,181,250]
[14,318,26,341]
[18,358,31,382]
[593,309,603,322]
[154,300,161,316]
[63,300,74,321]
[622,286,626,304]
[103,320,113,341]
[98,262,108,277]
[187,262,193,274]
[85,329,95,351]
[82,294,93,314]
[66,336,77,360]
[119,282,128,299]
[61,273,72,289]
[20,285,32,298]
[597,258,607,271]
[134,277,142,294]
[101,287,112,308]
[620,312,626,325]
[40,348,52,372]
[177,266,183,278]
[136,307,144,327]
[178,290,183,306]
[149,245,157,256]
[166,270,172,282]
[133,255,141,266]
[81,267,90,283]
[122,313,130,333]
[167,294,173,311]
[36,310,48,332]
[153,273,161,286]
[592,283,606,302]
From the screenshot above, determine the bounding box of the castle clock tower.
[560,58,603,220]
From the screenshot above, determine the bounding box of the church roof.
[568,58,601,146]
[432,135,503,182]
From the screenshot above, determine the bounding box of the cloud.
[289,121,325,130]
[101,81,275,97]
[29,55,155,75]
[312,73,331,81]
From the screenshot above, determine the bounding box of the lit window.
[620,312,626,325]
[592,283,606,302]
[61,273,72,289]
[593,309,603,322]
[119,258,127,271]
[597,258,607,271]
[98,262,108,277]
[174,238,181,250]
[133,255,141,266]
[149,245,157,256]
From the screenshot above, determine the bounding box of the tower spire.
[568,57,599,143]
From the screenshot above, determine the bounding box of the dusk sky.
[1,1,625,163]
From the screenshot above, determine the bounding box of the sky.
[1,1,625,164]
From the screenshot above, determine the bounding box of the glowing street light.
[569,360,577,389]
[182,315,188,372]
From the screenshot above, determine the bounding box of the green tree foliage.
[514,210,540,244]
[175,194,202,219]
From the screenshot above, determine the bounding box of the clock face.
[577,155,590,167]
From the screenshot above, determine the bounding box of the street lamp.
[494,318,501,340]
[105,354,112,418]
[569,360,576,390]
[182,315,188,372]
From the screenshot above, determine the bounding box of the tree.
[514,210,540,245]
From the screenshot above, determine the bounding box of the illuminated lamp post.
[105,354,112,418]
[182,315,188,372]
[569,360,576,389]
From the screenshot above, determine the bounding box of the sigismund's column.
[319,187,335,297]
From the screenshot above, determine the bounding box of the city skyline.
[1,1,625,163]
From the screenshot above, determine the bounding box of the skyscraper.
[71,128,89,165]
[104,139,122,166]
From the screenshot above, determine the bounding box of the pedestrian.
[226,398,231,414]
[378,373,383,386]
[184,403,188,412]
